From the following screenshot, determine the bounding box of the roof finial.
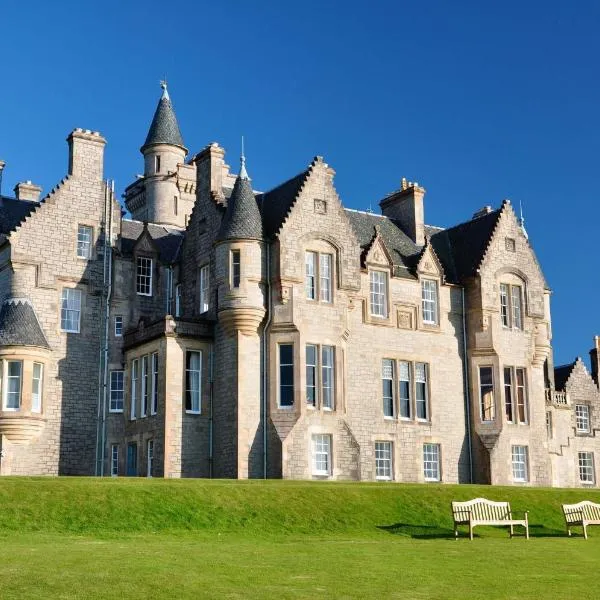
[160,78,170,101]
[519,200,528,240]
[239,135,249,180]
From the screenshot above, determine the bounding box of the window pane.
[312,434,331,475]
[131,359,138,419]
[111,445,119,477]
[399,361,411,419]
[423,443,440,481]
[321,346,334,409]
[136,257,153,296]
[479,366,495,421]
[415,362,428,420]
[306,345,317,407]
[185,351,202,412]
[512,445,528,482]
[320,254,332,303]
[231,250,241,288]
[579,452,595,483]
[305,252,316,300]
[279,344,294,407]
[370,271,387,317]
[61,288,82,333]
[6,360,22,409]
[151,352,159,414]
[516,368,527,423]
[511,286,522,329]
[200,265,210,313]
[114,315,123,336]
[375,441,392,480]
[31,362,43,413]
[576,404,590,433]
[504,367,513,422]
[382,359,394,418]
[422,280,438,324]
[77,225,92,258]
[500,283,509,327]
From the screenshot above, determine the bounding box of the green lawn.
[0,478,599,599]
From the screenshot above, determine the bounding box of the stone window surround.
[304,249,334,305]
[497,271,527,331]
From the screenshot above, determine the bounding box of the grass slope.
[1,478,600,599]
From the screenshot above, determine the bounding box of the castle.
[0,84,598,487]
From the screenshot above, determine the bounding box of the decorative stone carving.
[398,311,413,330]
[314,199,327,214]
[280,285,291,305]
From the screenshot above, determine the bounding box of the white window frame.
[136,256,153,296]
[399,360,411,420]
[500,283,510,328]
[306,344,317,408]
[114,315,123,337]
[175,283,182,317]
[4,360,22,411]
[77,224,93,259]
[576,404,590,433]
[382,359,394,418]
[278,343,294,408]
[140,355,149,417]
[305,344,335,410]
[312,434,332,476]
[578,451,595,484]
[199,265,209,314]
[305,251,333,303]
[375,441,393,481]
[415,362,428,421]
[423,443,441,482]
[151,352,158,415]
[319,253,332,303]
[421,279,438,325]
[369,270,388,318]
[109,370,124,413]
[479,365,495,422]
[511,445,529,482]
[147,439,154,478]
[31,362,43,413]
[185,350,202,414]
[305,251,317,300]
[500,282,523,330]
[60,288,82,333]
[130,358,138,420]
[111,444,119,477]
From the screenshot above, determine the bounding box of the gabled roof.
[554,362,576,391]
[141,87,186,153]
[120,220,185,263]
[0,298,49,348]
[0,196,38,235]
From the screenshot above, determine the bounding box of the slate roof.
[0,196,37,234]
[141,91,186,152]
[218,171,263,241]
[120,220,185,263]
[0,298,49,348]
[554,363,575,391]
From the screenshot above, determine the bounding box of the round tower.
[139,82,187,225]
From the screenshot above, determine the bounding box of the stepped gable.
[554,362,576,391]
[345,210,421,279]
[0,196,38,234]
[141,86,186,152]
[120,220,185,263]
[0,298,49,348]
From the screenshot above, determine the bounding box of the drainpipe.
[262,242,272,479]
[209,342,214,478]
[462,287,473,484]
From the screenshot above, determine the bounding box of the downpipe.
[262,242,272,479]
[462,287,473,484]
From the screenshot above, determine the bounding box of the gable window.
[312,434,332,476]
[479,366,495,422]
[504,367,528,424]
[109,370,124,413]
[369,270,388,318]
[111,444,119,477]
[136,257,153,296]
[199,265,209,313]
[375,441,393,480]
[31,362,43,413]
[151,352,158,415]
[279,344,294,407]
[382,359,394,418]
[114,315,123,337]
[500,283,523,329]
[141,355,149,417]
[77,225,93,259]
[423,443,441,482]
[147,440,154,477]
[61,288,82,333]
[231,250,241,288]
[512,445,529,482]
[576,404,590,433]
[175,284,182,317]
[578,452,595,484]
[130,359,138,420]
[185,351,201,413]
[305,251,333,303]
[421,279,438,325]
[4,360,22,410]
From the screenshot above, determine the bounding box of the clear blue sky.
[1,1,599,366]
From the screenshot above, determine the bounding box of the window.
[77,225,93,259]
[306,345,317,407]
[500,283,523,329]
[415,362,428,420]
[312,434,332,476]
[130,359,138,420]
[279,344,294,407]
[60,288,82,333]
[479,366,495,422]
[504,367,513,422]
[141,355,149,417]
[576,404,590,433]
[515,368,527,423]
[199,265,209,313]
[504,367,528,424]
[31,362,43,413]
[114,315,123,337]
[4,360,22,410]
[305,251,333,303]
[322,346,334,410]
[375,441,393,480]
[185,351,201,413]
[578,452,595,484]
[110,371,124,412]
[174,196,178,216]
[369,271,388,317]
[511,445,529,482]
[423,443,440,482]
[382,359,394,418]
[399,361,411,419]
[127,443,137,476]
[111,444,119,477]
[147,440,154,477]
[175,284,182,317]
[155,155,161,173]
[136,257,153,296]
[231,250,241,288]
[421,279,438,325]
[305,345,335,410]
[546,411,553,439]
[151,352,158,415]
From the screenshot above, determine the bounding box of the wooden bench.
[451,498,529,540]
[562,501,600,539]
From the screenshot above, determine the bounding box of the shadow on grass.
[378,522,567,539]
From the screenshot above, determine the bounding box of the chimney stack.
[379,178,425,245]
[67,129,106,181]
[589,336,600,387]
[14,181,42,203]
[193,143,227,205]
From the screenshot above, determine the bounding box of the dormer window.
[155,155,161,174]
[421,279,438,325]
[136,257,153,296]
[369,270,388,318]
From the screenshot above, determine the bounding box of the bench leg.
[584,524,588,540]
[509,524,514,538]
[525,523,529,540]
[567,527,572,537]
[454,526,459,540]
[469,523,473,541]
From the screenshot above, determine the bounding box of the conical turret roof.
[141,83,187,153]
[218,155,263,241]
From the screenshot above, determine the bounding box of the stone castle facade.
[0,85,599,487]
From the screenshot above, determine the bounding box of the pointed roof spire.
[141,81,187,154]
[519,200,529,240]
[217,147,262,241]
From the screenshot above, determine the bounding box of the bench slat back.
[563,501,600,523]
[452,498,510,522]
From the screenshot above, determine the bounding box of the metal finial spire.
[160,78,170,101]
[239,135,249,179]
[519,200,529,240]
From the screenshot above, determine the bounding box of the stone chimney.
[379,178,425,246]
[67,129,106,181]
[472,206,493,219]
[589,336,600,386]
[193,143,227,205]
[14,181,42,202]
